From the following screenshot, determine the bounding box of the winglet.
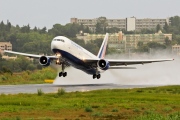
[97,33,109,59]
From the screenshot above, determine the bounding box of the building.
[71,17,170,32]
[76,31,172,52]
[2,55,17,60]
[0,42,12,51]
[124,30,172,50]
[77,32,125,51]
[0,42,12,54]
[135,18,169,31]
[172,45,180,55]
[126,17,136,31]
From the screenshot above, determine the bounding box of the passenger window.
[54,39,65,42]
[59,39,64,42]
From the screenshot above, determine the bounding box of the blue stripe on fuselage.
[52,49,96,75]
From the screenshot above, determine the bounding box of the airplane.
[4,33,174,79]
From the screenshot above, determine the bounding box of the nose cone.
[51,36,67,53]
[51,40,59,51]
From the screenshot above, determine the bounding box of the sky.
[0,0,180,29]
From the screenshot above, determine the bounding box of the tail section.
[97,33,109,59]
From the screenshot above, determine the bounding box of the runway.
[0,84,158,94]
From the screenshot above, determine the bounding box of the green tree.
[84,26,91,33]
[168,16,180,35]
[7,34,17,50]
[20,24,30,33]
[140,28,155,34]
[137,41,143,47]
[27,64,36,71]
[94,39,103,48]
[0,21,5,31]
[175,36,180,44]
[72,38,85,47]
[163,22,169,33]
[64,23,79,37]
[147,41,166,50]
[16,56,32,71]
[170,16,180,27]
[0,54,3,61]
[33,26,38,32]
[84,41,99,55]
[95,17,108,34]
[156,24,161,32]
[39,27,47,34]
[6,21,11,32]
[48,24,65,36]
[95,22,103,34]
[165,37,171,47]
[106,27,119,33]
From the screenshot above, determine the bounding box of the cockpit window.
[53,39,65,42]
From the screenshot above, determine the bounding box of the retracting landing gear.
[55,53,62,65]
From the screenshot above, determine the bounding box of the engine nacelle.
[39,56,51,66]
[97,59,110,70]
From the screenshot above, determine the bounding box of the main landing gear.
[92,68,101,79]
[93,74,101,79]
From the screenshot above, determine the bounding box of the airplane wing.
[83,58,174,67]
[109,66,136,69]
[4,50,57,59]
[107,59,174,66]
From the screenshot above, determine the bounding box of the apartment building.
[76,31,172,52]
[135,18,169,31]
[71,17,170,32]
[124,31,172,50]
[0,42,12,54]
[172,45,180,55]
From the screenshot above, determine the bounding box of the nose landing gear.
[59,72,67,77]
[55,53,68,77]
[58,62,67,77]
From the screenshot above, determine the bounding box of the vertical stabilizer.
[97,33,109,59]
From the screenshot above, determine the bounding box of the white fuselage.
[50,36,99,75]
[51,36,98,59]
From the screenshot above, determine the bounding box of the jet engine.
[97,59,110,70]
[39,56,51,66]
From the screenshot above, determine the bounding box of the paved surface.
[0,84,158,94]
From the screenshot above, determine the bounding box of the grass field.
[0,67,56,85]
[0,86,179,120]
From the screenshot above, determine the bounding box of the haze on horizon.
[0,0,180,29]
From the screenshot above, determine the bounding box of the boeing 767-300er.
[4,33,174,79]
